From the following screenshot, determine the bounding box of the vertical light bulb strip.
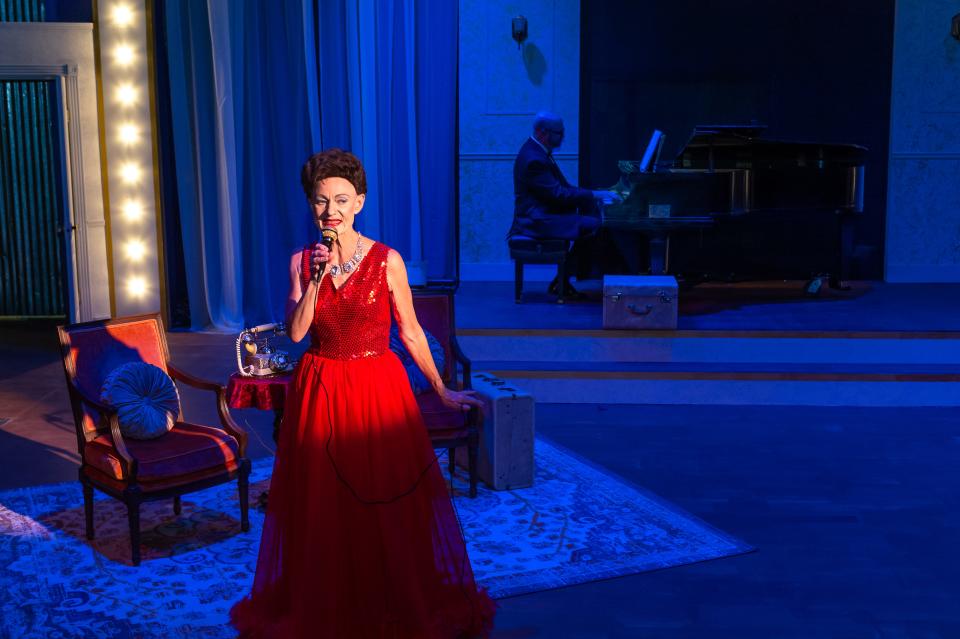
[97,1,161,315]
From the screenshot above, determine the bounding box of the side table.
[226,371,293,444]
[226,372,292,510]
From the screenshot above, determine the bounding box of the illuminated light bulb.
[122,198,144,221]
[117,123,140,145]
[127,276,147,298]
[111,4,135,28]
[119,162,142,184]
[113,43,135,66]
[115,84,137,106]
[124,238,147,261]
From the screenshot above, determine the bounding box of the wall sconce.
[512,16,528,50]
[952,13,960,40]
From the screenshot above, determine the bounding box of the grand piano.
[602,124,867,290]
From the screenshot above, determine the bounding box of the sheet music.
[639,130,665,173]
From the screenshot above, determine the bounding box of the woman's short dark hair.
[300,148,367,197]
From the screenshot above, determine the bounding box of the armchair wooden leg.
[448,447,456,478]
[173,495,181,515]
[239,459,251,532]
[81,478,94,540]
[125,490,142,566]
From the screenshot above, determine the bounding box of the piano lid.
[676,124,868,171]
[692,123,769,138]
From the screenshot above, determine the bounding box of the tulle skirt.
[230,350,495,638]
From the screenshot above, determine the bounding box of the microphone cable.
[299,238,481,632]
[316,372,480,633]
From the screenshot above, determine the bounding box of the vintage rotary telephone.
[235,323,293,377]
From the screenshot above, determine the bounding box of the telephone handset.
[235,323,293,377]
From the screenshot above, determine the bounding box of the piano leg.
[648,231,669,275]
[829,210,855,291]
[606,230,643,274]
[829,276,851,291]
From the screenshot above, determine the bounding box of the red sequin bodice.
[299,241,392,360]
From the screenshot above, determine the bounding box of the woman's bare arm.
[286,245,328,343]
[386,249,482,411]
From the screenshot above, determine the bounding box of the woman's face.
[310,177,365,234]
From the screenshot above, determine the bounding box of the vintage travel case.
[456,372,535,490]
[602,275,678,330]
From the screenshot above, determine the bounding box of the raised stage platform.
[454,280,960,407]
[456,280,960,332]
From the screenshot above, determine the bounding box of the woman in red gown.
[230,149,495,638]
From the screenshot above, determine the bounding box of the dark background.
[580,0,895,279]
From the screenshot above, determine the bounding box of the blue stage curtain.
[414,0,459,284]
[161,0,457,330]
[163,1,319,330]
[312,0,458,285]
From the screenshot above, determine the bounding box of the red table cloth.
[226,372,292,411]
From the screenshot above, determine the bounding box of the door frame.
[0,64,106,322]
[0,66,87,321]
[0,22,110,322]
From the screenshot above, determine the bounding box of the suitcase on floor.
[602,275,678,330]
[456,372,535,490]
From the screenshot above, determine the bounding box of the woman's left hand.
[439,388,484,414]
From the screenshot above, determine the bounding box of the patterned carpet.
[0,438,751,638]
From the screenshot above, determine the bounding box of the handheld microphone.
[313,226,339,282]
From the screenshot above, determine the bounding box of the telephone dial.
[235,323,294,377]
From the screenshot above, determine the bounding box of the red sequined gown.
[230,241,495,638]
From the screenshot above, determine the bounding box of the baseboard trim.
[885,264,960,283]
[497,377,960,407]
[485,369,960,382]
[459,328,960,339]
[460,262,558,282]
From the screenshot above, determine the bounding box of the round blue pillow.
[389,326,446,395]
[100,362,180,440]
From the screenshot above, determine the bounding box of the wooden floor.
[1,325,958,637]
[497,403,960,638]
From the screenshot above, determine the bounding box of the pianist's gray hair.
[533,111,563,133]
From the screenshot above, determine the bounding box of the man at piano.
[508,111,620,297]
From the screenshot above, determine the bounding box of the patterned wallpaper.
[886,0,960,281]
[458,0,581,281]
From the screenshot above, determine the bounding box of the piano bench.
[508,236,569,303]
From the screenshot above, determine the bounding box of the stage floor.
[1,279,958,636]
[1,335,957,637]
[456,280,960,332]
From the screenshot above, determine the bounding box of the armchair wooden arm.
[167,364,220,391]
[66,378,138,479]
[167,364,249,456]
[450,336,472,390]
[408,289,480,497]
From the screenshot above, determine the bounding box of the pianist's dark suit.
[508,137,599,241]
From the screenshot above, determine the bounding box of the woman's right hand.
[311,242,331,280]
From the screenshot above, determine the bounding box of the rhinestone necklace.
[328,232,365,278]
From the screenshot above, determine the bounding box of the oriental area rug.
[0,438,751,638]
